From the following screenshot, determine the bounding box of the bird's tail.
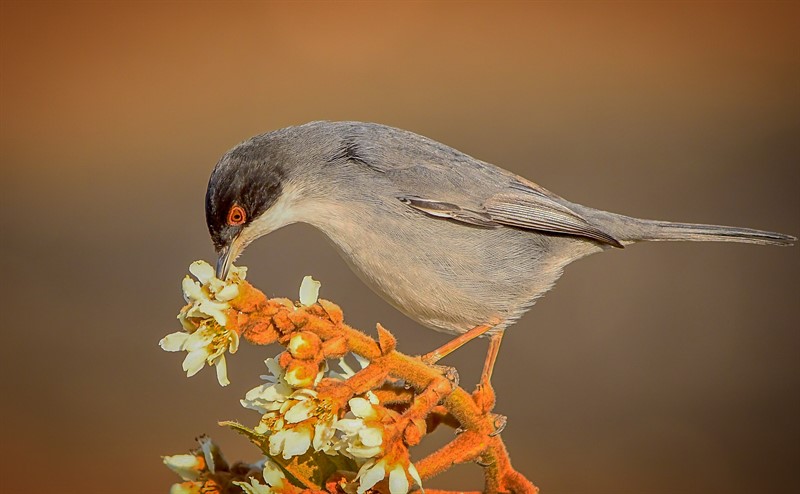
[622,218,795,246]
[574,206,796,247]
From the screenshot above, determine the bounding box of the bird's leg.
[481,329,505,388]
[474,330,506,434]
[421,322,507,432]
[421,323,495,364]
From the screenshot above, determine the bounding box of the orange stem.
[231,285,537,493]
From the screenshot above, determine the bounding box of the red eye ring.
[227,205,246,226]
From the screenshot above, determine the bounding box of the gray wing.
[399,178,623,248]
[332,122,623,247]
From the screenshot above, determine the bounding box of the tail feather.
[627,219,796,246]
[572,205,796,247]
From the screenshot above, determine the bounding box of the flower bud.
[288,331,322,360]
[285,359,320,388]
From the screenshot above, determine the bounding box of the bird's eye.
[227,205,246,226]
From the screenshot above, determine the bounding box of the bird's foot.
[429,362,460,389]
[472,380,507,436]
[472,380,496,414]
[489,412,507,437]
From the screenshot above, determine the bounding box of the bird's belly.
[315,211,599,335]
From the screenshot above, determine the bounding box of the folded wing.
[400,179,623,248]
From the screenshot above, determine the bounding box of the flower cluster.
[240,357,335,458]
[239,355,422,494]
[337,395,422,494]
[161,264,423,494]
[159,261,246,386]
[161,260,535,494]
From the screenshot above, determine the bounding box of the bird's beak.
[216,238,241,281]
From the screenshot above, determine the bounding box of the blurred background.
[1,1,798,493]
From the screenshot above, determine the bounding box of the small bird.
[205,121,795,388]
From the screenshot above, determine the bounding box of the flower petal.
[207,277,224,293]
[197,437,216,474]
[407,462,423,490]
[349,397,376,419]
[299,275,321,306]
[268,430,288,457]
[215,283,239,302]
[281,428,312,459]
[215,354,230,386]
[162,454,203,481]
[182,276,205,302]
[313,420,336,451]
[182,348,210,377]
[357,460,386,494]
[269,428,312,459]
[389,464,410,494]
[228,330,240,354]
[358,426,383,447]
[197,300,229,326]
[334,358,355,379]
[229,264,247,280]
[284,400,314,424]
[350,443,382,459]
[160,332,189,352]
[241,384,289,412]
[189,260,216,284]
[358,427,383,448]
[354,353,371,369]
[177,312,197,331]
[184,328,214,351]
[335,418,365,433]
[262,459,286,487]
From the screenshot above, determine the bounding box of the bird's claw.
[424,362,460,389]
[489,413,507,436]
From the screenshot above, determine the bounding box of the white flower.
[260,388,338,459]
[299,275,321,306]
[160,323,239,386]
[179,260,245,327]
[233,460,287,494]
[241,359,338,459]
[240,358,294,414]
[189,259,247,291]
[160,260,246,386]
[336,396,383,459]
[356,458,423,494]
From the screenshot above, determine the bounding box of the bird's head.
[205,137,291,280]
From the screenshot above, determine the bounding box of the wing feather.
[399,179,623,247]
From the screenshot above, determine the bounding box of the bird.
[204,121,795,391]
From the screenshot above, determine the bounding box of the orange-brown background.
[1,2,798,493]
